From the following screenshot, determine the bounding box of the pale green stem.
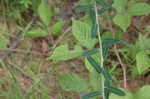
[94,2,105,99]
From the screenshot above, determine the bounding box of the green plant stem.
[94,2,105,99]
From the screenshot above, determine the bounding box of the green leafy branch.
[50,0,126,99]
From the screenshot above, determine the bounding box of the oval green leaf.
[59,73,88,92]
[38,1,54,25]
[127,3,150,16]
[113,13,131,31]
[26,28,48,38]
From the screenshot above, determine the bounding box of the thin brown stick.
[0,48,44,56]
[108,22,127,89]
[0,16,37,61]
[114,46,127,89]
[0,39,19,61]
[48,27,72,56]
[7,63,33,80]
